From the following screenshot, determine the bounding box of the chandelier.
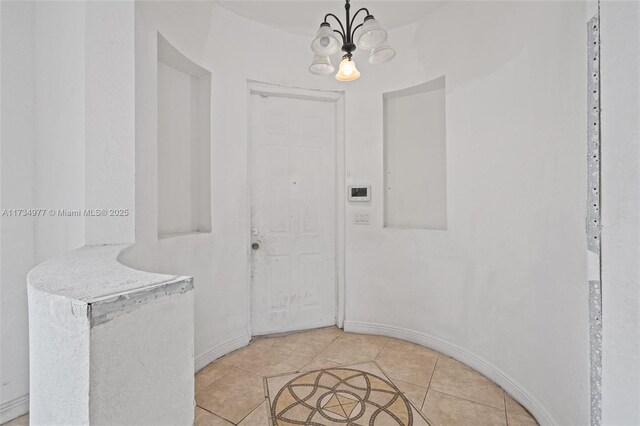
[309,0,396,81]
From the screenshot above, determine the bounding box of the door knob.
[252,242,260,250]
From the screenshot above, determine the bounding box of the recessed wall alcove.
[383,76,447,230]
[157,33,212,237]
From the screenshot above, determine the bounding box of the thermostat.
[348,185,371,202]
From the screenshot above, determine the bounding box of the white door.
[250,93,336,335]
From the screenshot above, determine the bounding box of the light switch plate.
[353,212,370,225]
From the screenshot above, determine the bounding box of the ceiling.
[217,1,445,36]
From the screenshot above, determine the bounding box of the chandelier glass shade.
[311,24,341,56]
[309,55,335,75]
[356,17,387,50]
[308,0,395,81]
[335,55,361,81]
[369,43,396,64]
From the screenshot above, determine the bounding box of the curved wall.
[0,1,594,424]
[120,1,347,369]
[122,1,593,424]
[342,2,591,425]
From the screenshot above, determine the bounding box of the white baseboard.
[344,320,556,426]
[0,394,29,424]
[194,333,250,372]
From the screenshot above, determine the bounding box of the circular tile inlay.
[271,368,413,425]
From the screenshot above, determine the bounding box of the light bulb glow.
[335,56,361,81]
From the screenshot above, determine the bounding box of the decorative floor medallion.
[271,367,414,425]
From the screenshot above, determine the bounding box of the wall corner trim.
[194,333,250,373]
[0,394,29,424]
[343,320,557,426]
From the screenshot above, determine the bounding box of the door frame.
[246,80,346,335]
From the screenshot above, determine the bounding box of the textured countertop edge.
[88,276,194,326]
[27,244,195,325]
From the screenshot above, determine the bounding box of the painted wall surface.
[90,293,194,425]
[33,1,86,263]
[157,61,196,234]
[84,1,136,246]
[121,1,345,368]
[0,2,602,425]
[600,1,640,424]
[0,2,36,418]
[342,2,590,424]
[1,2,135,420]
[27,244,194,425]
[27,289,90,425]
[124,4,593,424]
[384,78,447,230]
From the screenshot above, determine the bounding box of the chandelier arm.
[333,29,346,44]
[351,22,364,40]
[323,13,346,37]
[349,7,370,30]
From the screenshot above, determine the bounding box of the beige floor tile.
[222,344,314,377]
[346,361,390,378]
[343,332,390,346]
[423,390,507,426]
[376,344,438,387]
[412,408,432,426]
[314,325,346,336]
[507,411,538,426]
[299,356,342,372]
[505,394,530,417]
[384,338,434,354]
[194,330,520,426]
[195,407,233,426]
[390,377,428,409]
[196,367,265,424]
[317,334,387,365]
[267,329,340,356]
[1,415,28,426]
[250,336,277,347]
[429,356,505,410]
[238,400,270,425]
[196,360,234,391]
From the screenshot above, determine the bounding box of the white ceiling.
[217,1,445,36]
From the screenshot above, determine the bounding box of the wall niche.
[383,76,447,230]
[157,33,211,237]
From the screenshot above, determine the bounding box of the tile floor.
[195,327,538,426]
[3,327,539,426]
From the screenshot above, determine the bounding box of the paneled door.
[250,92,336,335]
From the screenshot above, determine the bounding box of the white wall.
[156,50,212,236]
[157,61,197,235]
[84,1,136,246]
[1,2,87,418]
[33,1,86,263]
[0,2,135,420]
[1,2,36,419]
[120,1,345,368]
[343,2,590,424]
[0,2,603,425]
[384,77,447,230]
[89,2,594,423]
[600,1,640,424]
